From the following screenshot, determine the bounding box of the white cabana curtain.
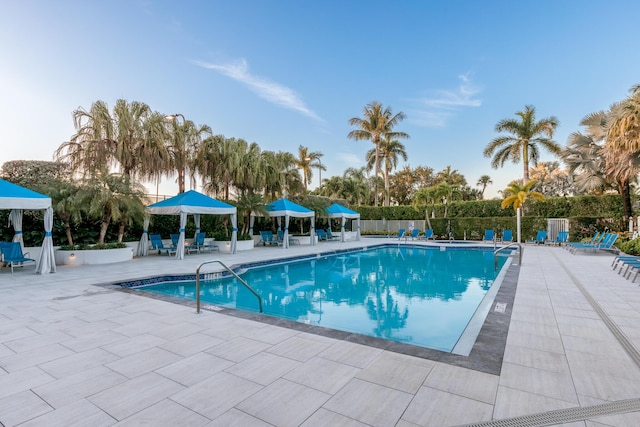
[35,207,56,274]
[310,217,316,246]
[231,214,238,254]
[341,217,346,242]
[194,214,201,239]
[249,215,255,236]
[137,216,150,257]
[283,215,290,249]
[9,209,24,251]
[356,218,361,241]
[176,211,187,259]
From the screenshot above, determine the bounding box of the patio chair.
[527,230,547,244]
[325,229,340,240]
[570,233,618,254]
[316,229,328,241]
[422,229,434,240]
[170,233,197,254]
[564,232,602,251]
[195,232,219,253]
[483,229,495,242]
[277,230,300,245]
[397,228,406,239]
[259,230,278,246]
[149,234,176,256]
[409,229,420,240]
[547,230,568,246]
[501,230,513,243]
[0,241,36,273]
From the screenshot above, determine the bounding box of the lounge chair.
[397,228,406,239]
[171,233,197,254]
[483,229,495,242]
[195,232,219,253]
[277,230,300,245]
[527,230,547,244]
[547,230,568,246]
[409,229,420,240]
[316,229,328,241]
[326,229,340,240]
[259,230,278,246]
[149,234,177,255]
[501,230,513,243]
[0,241,36,273]
[423,229,434,240]
[565,232,602,251]
[570,233,618,254]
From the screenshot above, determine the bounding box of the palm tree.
[348,101,409,206]
[607,84,640,152]
[55,99,169,182]
[500,179,545,215]
[47,180,83,245]
[476,175,493,199]
[165,117,212,193]
[366,137,407,206]
[484,105,560,183]
[296,146,324,191]
[235,193,268,235]
[435,182,462,217]
[435,165,466,186]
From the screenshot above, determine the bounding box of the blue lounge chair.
[0,241,36,273]
[483,229,495,242]
[195,232,219,253]
[409,229,420,240]
[565,232,602,250]
[527,230,547,244]
[570,233,618,254]
[501,230,513,242]
[423,229,434,240]
[149,234,176,255]
[547,230,568,246]
[316,229,328,241]
[277,230,300,246]
[259,230,278,246]
[171,233,197,254]
[326,229,340,240]
[397,228,406,239]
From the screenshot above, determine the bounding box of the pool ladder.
[494,242,523,270]
[195,260,263,314]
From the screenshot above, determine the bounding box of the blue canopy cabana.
[0,179,56,274]
[265,198,315,249]
[146,190,237,259]
[326,203,361,242]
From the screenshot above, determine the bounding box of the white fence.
[547,218,569,242]
[360,220,427,235]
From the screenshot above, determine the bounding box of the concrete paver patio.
[1,239,640,426]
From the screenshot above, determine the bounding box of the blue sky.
[2,1,640,199]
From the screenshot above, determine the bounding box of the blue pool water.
[135,245,508,352]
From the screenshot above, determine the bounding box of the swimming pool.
[128,245,510,353]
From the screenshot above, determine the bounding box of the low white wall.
[212,239,255,253]
[55,247,134,266]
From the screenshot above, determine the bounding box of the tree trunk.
[384,164,390,207]
[64,220,74,246]
[374,139,380,207]
[619,179,633,219]
[177,169,186,193]
[117,218,126,243]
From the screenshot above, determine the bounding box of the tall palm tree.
[607,84,640,152]
[476,175,493,199]
[348,101,409,206]
[55,99,169,182]
[235,193,268,235]
[296,146,324,191]
[435,182,462,217]
[165,117,212,193]
[501,179,545,215]
[484,105,560,183]
[366,137,407,206]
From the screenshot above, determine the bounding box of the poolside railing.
[195,260,263,314]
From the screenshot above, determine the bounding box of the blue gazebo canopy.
[0,178,51,209]
[148,190,236,215]
[266,198,315,218]
[325,203,360,218]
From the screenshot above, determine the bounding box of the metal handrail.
[195,260,263,314]
[494,241,523,270]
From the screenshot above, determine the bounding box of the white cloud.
[337,152,365,168]
[194,59,323,122]
[410,73,482,128]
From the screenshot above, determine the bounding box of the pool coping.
[105,243,519,376]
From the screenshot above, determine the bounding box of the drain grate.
[460,398,640,426]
